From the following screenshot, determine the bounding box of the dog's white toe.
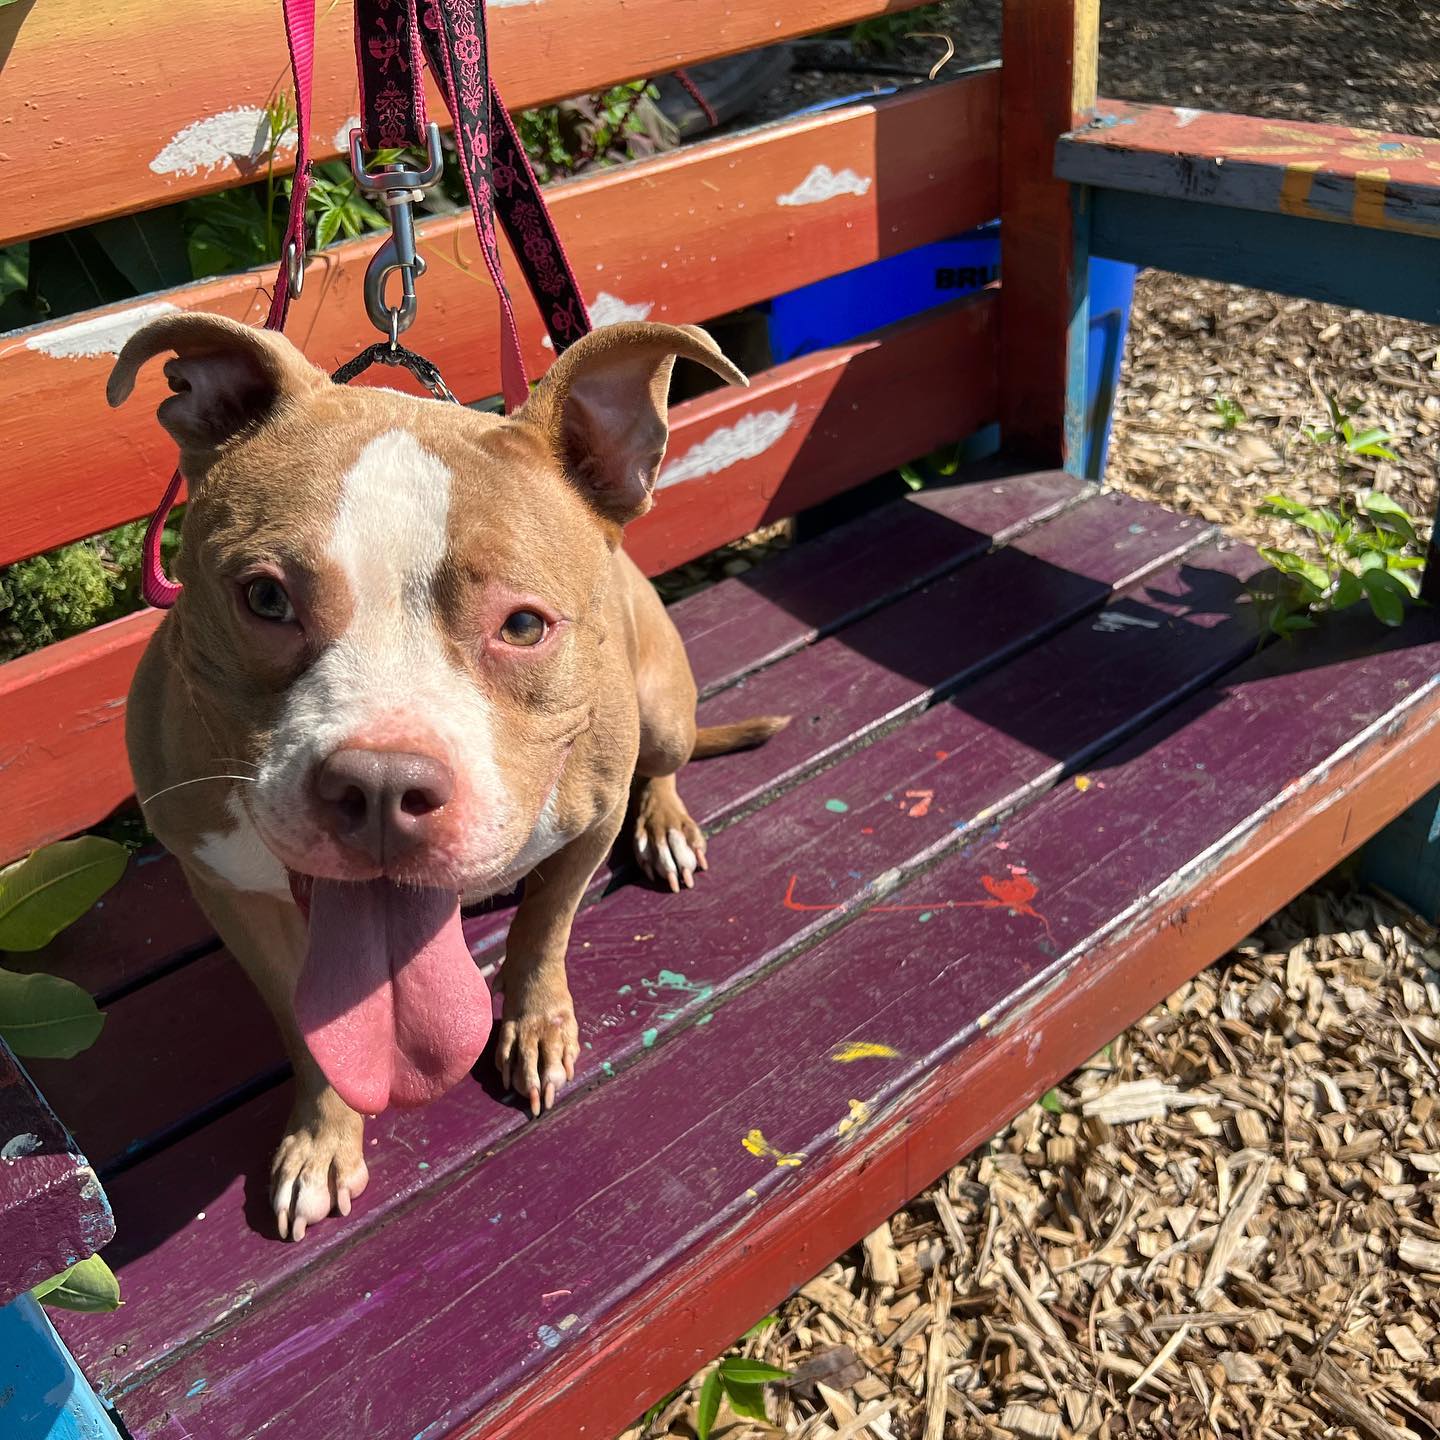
[271,1126,369,1242]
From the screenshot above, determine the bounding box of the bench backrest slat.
[2,75,998,568]
[0,0,938,246]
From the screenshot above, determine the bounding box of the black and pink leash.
[142,0,595,609]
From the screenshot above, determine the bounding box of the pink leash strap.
[142,0,316,609]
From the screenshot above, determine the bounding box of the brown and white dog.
[109,313,785,1240]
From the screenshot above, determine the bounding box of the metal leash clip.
[350,122,446,341]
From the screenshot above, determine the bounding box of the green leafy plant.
[0,836,129,1312]
[1211,394,1246,432]
[696,1355,791,1439]
[1256,397,1424,636]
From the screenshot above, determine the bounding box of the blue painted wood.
[1086,190,1440,325]
[1361,783,1440,924]
[0,1294,124,1440]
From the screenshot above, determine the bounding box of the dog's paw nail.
[528,1087,542,1117]
[543,1081,556,1111]
[336,1187,352,1218]
[291,1213,308,1243]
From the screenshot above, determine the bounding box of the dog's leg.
[181,866,369,1241]
[497,810,622,1115]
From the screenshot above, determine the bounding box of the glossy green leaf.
[1258,548,1329,593]
[696,1369,722,1440]
[742,1315,780,1338]
[314,205,343,250]
[721,1379,769,1423]
[0,969,105,1058]
[1330,570,1365,610]
[1040,1089,1064,1114]
[1358,491,1417,543]
[33,1254,121,1313]
[717,1358,790,1384]
[1391,567,1423,599]
[1258,498,1338,538]
[0,836,129,951]
[1362,568,1408,627]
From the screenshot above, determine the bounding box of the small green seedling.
[0,835,129,1312]
[1211,395,1246,432]
[697,1355,791,1439]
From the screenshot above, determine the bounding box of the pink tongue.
[294,879,493,1113]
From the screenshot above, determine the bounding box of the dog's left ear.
[520,322,747,524]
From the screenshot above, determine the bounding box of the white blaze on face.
[253,429,512,880]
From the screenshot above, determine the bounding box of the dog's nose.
[314,748,454,865]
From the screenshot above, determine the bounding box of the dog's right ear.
[107,313,326,456]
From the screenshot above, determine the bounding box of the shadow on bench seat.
[22,470,1440,1440]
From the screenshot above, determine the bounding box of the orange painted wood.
[998,0,1098,468]
[0,76,998,569]
[0,0,938,245]
[0,296,996,865]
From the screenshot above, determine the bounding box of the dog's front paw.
[633,788,707,893]
[271,1100,369,1242]
[496,990,579,1118]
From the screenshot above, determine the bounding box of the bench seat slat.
[31,490,1196,1180]
[2,76,997,570]
[0,296,997,866]
[101,599,1440,1440]
[0,0,942,245]
[62,494,1256,1399]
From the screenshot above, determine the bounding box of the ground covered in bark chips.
[625,890,1440,1438]
[624,2,1440,1435]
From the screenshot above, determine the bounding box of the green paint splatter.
[601,1061,614,1077]
[418,1161,430,1170]
[918,911,934,923]
[824,798,850,814]
[642,1028,658,1048]
[642,970,714,1004]
[617,984,632,995]
[696,1013,714,1027]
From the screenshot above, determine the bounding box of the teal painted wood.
[1361,784,1440,924]
[1064,186,1091,476]
[0,1294,124,1440]
[1086,189,1440,324]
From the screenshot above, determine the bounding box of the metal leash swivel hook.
[349,122,446,339]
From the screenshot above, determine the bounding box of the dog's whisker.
[141,774,259,806]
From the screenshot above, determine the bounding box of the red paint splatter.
[783,872,1055,941]
[860,826,875,835]
[934,750,951,762]
[904,789,934,818]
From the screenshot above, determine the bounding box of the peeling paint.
[742,1128,804,1167]
[658,404,798,489]
[1,1132,40,1160]
[25,302,182,360]
[335,115,362,150]
[837,1099,870,1137]
[1173,107,1204,127]
[777,164,873,206]
[542,290,652,349]
[151,107,293,177]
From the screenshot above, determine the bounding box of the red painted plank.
[65,525,1254,1400]
[999,0,1098,467]
[0,0,941,244]
[0,297,997,867]
[104,569,1440,1440]
[2,76,998,568]
[37,489,1189,1195]
[0,1044,114,1308]
[1058,102,1440,237]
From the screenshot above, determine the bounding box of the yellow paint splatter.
[742,1128,804,1167]
[745,1187,759,1200]
[1074,775,1093,792]
[837,1099,870,1138]
[831,1041,899,1063]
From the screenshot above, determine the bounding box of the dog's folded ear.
[519,322,748,525]
[107,312,327,458]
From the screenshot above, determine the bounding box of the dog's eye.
[499,610,547,647]
[245,577,296,623]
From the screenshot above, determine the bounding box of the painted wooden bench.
[1,1,1438,1436]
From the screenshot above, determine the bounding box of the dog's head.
[111,313,743,894]
[110,314,743,1113]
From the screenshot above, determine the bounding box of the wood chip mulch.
[629,886,1440,1439]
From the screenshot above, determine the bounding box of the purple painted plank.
[108,609,1440,1440]
[687,491,1207,824]
[24,950,281,1176]
[5,845,213,1003]
[46,494,1201,1192]
[674,471,1088,695]
[0,1044,114,1308]
[68,537,1259,1395]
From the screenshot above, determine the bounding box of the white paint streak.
[777,164,872,207]
[542,291,652,349]
[25,302,181,360]
[1,1133,41,1160]
[335,115,362,151]
[658,405,798,489]
[195,793,291,898]
[151,107,293,177]
[1093,611,1161,634]
[1173,107,1203,127]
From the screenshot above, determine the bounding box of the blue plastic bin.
[766,226,1135,479]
